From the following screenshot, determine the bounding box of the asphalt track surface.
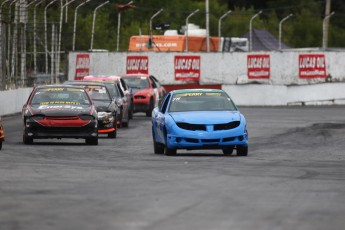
[1,106,345,230]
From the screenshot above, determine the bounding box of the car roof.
[84,75,121,79]
[35,84,85,89]
[121,74,149,78]
[64,80,108,86]
[171,88,224,95]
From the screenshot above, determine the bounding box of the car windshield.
[31,87,91,105]
[123,76,149,89]
[168,92,237,112]
[83,85,111,101]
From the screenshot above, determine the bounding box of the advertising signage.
[247,54,270,79]
[75,54,90,80]
[299,54,326,78]
[126,56,149,74]
[174,55,200,81]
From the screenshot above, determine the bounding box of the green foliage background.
[37,0,345,51]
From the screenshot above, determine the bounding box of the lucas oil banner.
[75,54,90,80]
[247,54,270,79]
[299,54,326,78]
[126,56,149,74]
[174,56,200,81]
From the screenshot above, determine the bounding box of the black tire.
[222,147,233,155]
[146,99,154,117]
[108,130,117,138]
[237,145,248,156]
[164,146,176,156]
[122,111,129,128]
[23,134,33,145]
[129,102,134,119]
[0,141,2,150]
[117,109,123,128]
[153,141,164,154]
[86,137,98,145]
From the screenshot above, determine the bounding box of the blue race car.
[152,89,248,156]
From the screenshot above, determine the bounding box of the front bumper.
[133,98,150,112]
[166,126,248,150]
[98,116,116,134]
[24,118,98,139]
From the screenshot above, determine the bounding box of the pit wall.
[66,51,345,106]
[68,51,345,85]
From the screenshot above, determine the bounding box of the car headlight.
[98,112,113,119]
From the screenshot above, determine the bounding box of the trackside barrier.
[1,83,345,116]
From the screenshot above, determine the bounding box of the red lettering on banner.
[126,56,149,74]
[299,54,326,78]
[75,54,90,80]
[247,54,270,79]
[174,56,200,81]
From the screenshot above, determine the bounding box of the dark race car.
[0,117,4,150]
[83,75,133,128]
[64,80,118,138]
[22,85,98,145]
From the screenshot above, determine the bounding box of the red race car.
[121,74,166,117]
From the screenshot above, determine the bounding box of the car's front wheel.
[222,147,233,155]
[23,134,33,145]
[237,145,248,156]
[164,145,176,156]
[86,137,98,145]
[146,99,154,117]
[108,130,117,138]
[153,141,164,154]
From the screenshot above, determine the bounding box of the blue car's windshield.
[169,92,237,112]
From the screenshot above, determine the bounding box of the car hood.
[169,111,241,124]
[29,104,92,116]
[93,100,113,112]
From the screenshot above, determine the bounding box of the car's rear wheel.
[222,147,233,155]
[0,141,2,150]
[146,99,154,117]
[86,137,98,145]
[23,134,33,145]
[237,145,248,156]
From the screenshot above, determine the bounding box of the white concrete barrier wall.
[68,51,345,85]
[0,88,32,116]
[1,83,345,116]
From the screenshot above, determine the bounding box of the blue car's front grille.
[176,122,206,131]
[214,121,240,130]
[176,121,240,131]
[202,139,220,143]
[185,138,199,143]
[223,137,236,142]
